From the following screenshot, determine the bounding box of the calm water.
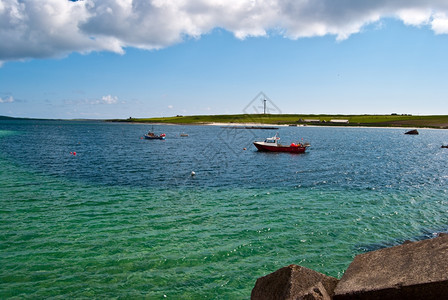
[1,120,448,298]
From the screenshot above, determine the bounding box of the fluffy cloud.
[1,0,448,63]
[431,13,448,34]
[0,96,14,103]
[101,95,118,104]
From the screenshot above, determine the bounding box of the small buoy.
[73,152,76,156]
[191,171,196,176]
[243,148,246,150]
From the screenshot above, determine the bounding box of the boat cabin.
[264,136,279,144]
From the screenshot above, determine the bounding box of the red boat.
[144,131,166,140]
[253,134,310,153]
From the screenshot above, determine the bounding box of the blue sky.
[1,1,448,119]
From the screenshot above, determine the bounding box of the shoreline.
[204,122,441,130]
[107,113,448,129]
[121,121,442,131]
[4,114,448,129]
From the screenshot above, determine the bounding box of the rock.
[298,282,332,300]
[334,234,448,300]
[404,129,419,135]
[251,264,339,300]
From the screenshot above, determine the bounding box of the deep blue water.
[1,120,448,298]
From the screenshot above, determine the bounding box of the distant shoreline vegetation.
[2,114,448,129]
[107,114,448,129]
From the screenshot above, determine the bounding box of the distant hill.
[0,116,86,121]
[0,116,45,121]
[0,116,21,120]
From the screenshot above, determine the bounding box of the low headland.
[3,114,448,128]
[107,114,448,129]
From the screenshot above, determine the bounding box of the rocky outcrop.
[251,264,339,300]
[252,234,448,299]
[404,129,419,135]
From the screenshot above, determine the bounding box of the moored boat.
[144,131,166,140]
[253,134,310,153]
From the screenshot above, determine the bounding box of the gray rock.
[251,264,339,300]
[334,234,448,300]
[405,129,419,135]
[297,282,332,300]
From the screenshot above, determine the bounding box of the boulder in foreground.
[251,264,339,300]
[334,234,448,300]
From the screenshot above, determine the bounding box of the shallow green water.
[1,120,448,298]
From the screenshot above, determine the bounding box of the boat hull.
[144,135,165,140]
[253,142,307,153]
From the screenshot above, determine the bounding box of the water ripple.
[1,121,448,298]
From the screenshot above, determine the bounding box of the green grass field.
[108,114,448,129]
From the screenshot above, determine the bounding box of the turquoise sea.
[1,120,448,298]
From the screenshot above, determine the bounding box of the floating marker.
[191,171,196,176]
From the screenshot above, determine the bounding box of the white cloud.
[397,8,432,26]
[101,95,118,104]
[0,96,14,103]
[1,0,448,63]
[432,13,448,34]
[168,105,174,109]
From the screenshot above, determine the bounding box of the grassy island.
[108,114,448,129]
